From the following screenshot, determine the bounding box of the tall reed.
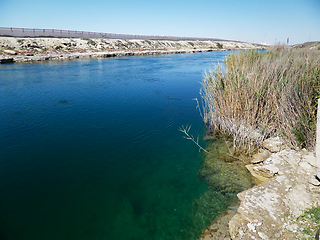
[201,46,320,154]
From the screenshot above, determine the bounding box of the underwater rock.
[197,139,255,239]
[199,200,239,240]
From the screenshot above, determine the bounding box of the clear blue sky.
[1,0,319,44]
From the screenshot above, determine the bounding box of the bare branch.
[179,125,209,153]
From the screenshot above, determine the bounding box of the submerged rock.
[199,200,239,240]
[197,139,255,239]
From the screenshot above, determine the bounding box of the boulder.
[262,136,284,152]
[251,149,271,164]
[229,149,320,239]
[245,164,272,183]
[3,49,17,55]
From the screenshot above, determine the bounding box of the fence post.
[317,98,320,180]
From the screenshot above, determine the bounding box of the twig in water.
[179,125,209,153]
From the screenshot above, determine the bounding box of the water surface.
[1,52,233,240]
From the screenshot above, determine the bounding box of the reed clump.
[201,46,320,154]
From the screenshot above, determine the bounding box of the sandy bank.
[0,37,266,63]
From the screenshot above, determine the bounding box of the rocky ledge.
[200,137,320,240]
[0,37,266,63]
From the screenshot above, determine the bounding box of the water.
[1,51,238,240]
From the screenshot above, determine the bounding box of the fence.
[0,27,226,41]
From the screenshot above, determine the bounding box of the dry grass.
[201,46,320,154]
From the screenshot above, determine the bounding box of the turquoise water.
[1,52,233,240]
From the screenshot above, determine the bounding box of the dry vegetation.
[201,46,320,155]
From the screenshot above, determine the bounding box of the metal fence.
[0,27,226,41]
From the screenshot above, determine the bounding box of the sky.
[0,0,319,45]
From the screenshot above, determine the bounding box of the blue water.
[0,51,233,240]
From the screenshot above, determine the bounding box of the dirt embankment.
[0,37,266,63]
[293,41,320,51]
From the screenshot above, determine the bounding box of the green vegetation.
[216,42,223,49]
[293,207,320,239]
[297,207,320,224]
[201,46,320,154]
[82,38,97,46]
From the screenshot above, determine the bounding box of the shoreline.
[199,137,320,240]
[199,47,320,239]
[0,48,227,63]
[0,37,266,64]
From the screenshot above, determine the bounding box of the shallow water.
[0,52,249,240]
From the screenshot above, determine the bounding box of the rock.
[3,49,17,55]
[284,184,313,217]
[251,149,271,164]
[55,45,63,50]
[199,200,239,240]
[229,149,320,239]
[245,164,271,183]
[302,152,316,167]
[262,136,284,152]
[308,176,320,186]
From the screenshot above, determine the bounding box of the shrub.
[201,46,320,154]
[82,38,96,46]
[216,42,223,49]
